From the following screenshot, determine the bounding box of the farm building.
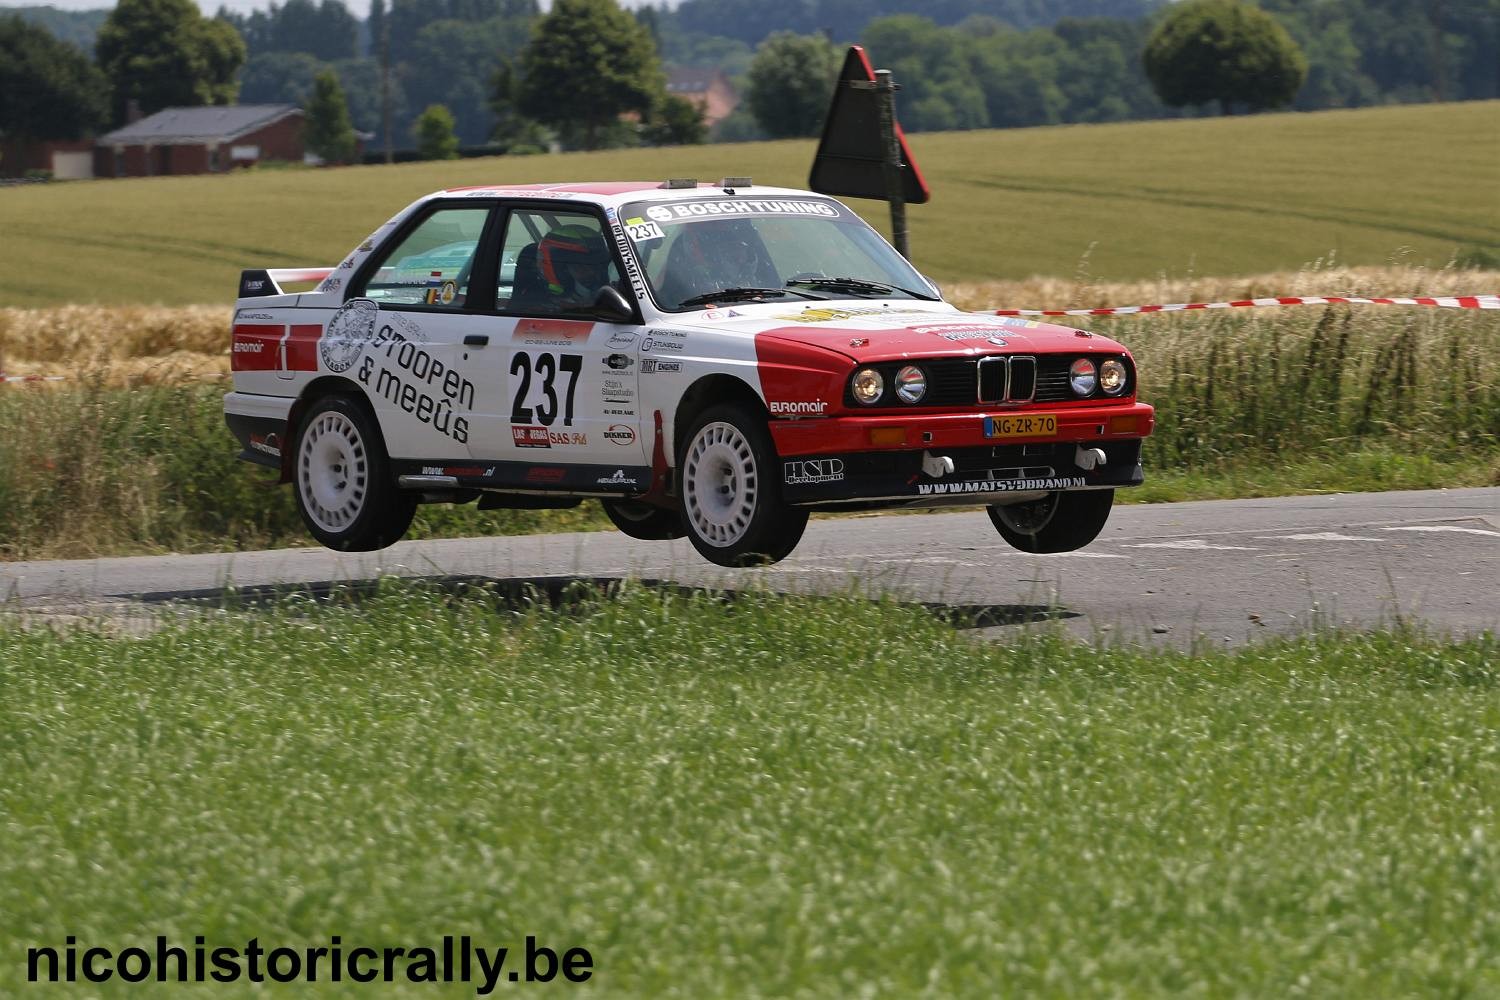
[94,105,305,178]
[665,68,740,129]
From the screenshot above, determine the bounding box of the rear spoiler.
[238,267,336,298]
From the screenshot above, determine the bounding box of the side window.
[356,207,489,308]
[497,210,621,317]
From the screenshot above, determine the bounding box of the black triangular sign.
[809,46,930,205]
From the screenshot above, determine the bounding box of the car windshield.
[618,196,935,311]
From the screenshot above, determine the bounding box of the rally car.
[224,179,1154,566]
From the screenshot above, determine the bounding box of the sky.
[5,0,665,14]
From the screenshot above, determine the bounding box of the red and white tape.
[0,374,67,383]
[995,294,1500,317]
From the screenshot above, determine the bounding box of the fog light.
[852,367,884,404]
[1069,358,1097,396]
[869,427,906,446]
[1108,414,1138,434]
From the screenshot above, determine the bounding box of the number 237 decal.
[510,351,583,426]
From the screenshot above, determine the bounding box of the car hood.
[671,301,1128,361]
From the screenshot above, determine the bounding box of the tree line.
[0,0,1494,168]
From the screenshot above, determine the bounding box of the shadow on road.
[132,574,1078,632]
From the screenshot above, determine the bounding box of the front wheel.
[600,499,685,540]
[987,489,1114,554]
[678,404,808,567]
[293,394,416,551]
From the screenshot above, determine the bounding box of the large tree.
[304,69,358,164]
[516,0,662,150]
[1142,0,1307,114]
[0,15,106,144]
[96,0,246,124]
[745,31,840,138]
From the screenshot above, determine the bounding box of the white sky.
[6,0,665,15]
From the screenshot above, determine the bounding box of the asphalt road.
[3,487,1497,647]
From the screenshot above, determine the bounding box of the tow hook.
[921,451,956,478]
[1075,445,1108,471]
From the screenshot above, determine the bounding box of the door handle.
[463,334,489,346]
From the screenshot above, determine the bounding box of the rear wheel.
[679,403,808,567]
[987,489,1114,554]
[600,498,685,540]
[293,394,416,551]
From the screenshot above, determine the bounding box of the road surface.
[3,488,1497,647]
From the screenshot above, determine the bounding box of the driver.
[537,224,613,309]
[657,220,774,307]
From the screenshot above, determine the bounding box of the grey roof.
[98,105,303,146]
[666,67,725,94]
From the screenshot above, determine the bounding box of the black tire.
[987,489,1114,554]
[292,394,416,552]
[600,498,686,540]
[678,403,809,567]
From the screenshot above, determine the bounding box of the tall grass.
[1,279,1495,559]
[3,585,1499,997]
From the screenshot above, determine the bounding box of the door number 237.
[510,351,583,426]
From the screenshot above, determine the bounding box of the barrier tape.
[0,374,67,383]
[996,294,1500,317]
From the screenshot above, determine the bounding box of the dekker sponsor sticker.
[916,476,1086,496]
[604,424,637,446]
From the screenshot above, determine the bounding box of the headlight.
[895,365,926,404]
[1069,358,1097,396]
[1099,359,1127,396]
[851,367,884,405]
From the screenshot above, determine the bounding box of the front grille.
[843,353,1131,408]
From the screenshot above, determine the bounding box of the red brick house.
[0,138,96,179]
[665,68,740,129]
[95,105,305,178]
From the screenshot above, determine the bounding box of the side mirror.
[919,273,943,299]
[591,286,634,323]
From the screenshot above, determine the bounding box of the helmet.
[538,224,610,296]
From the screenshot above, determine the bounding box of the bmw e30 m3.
[224,179,1154,566]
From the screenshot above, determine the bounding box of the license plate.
[984,414,1058,439]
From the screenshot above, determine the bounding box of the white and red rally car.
[225,179,1154,566]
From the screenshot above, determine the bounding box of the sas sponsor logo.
[248,433,281,458]
[606,330,637,348]
[915,476,1087,496]
[640,359,681,374]
[525,466,567,484]
[604,424,637,446]
[596,469,639,487]
[784,458,844,485]
[769,400,828,415]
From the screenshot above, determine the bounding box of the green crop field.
[1,101,1496,307]
[3,585,1500,997]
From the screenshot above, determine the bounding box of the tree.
[516,0,663,150]
[305,69,358,163]
[0,16,106,144]
[96,0,246,124]
[745,31,840,138]
[269,0,359,62]
[413,103,460,159]
[489,61,550,152]
[1142,0,1307,114]
[642,93,708,146]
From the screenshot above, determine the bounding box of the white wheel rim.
[683,420,757,547]
[298,411,369,534]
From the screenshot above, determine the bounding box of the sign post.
[809,47,929,261]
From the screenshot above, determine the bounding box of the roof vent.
[720,176,752,189]
[661,178,698,189]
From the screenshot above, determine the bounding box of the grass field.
[3,585,1499,997]
[1,101,1496,307]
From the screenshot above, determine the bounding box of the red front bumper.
[769,401,1155,457]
